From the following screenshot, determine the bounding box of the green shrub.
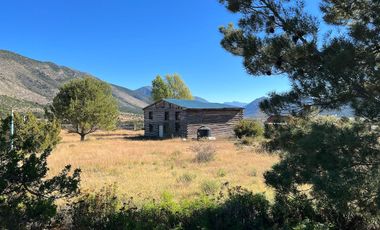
[214,188,273,229]
[69,184,333,229]
[234,119,264,139]
[71,184,119,229]
[264,123,282,139]
[177,173,196,185]
[240,136,255,145]
[200,180,219,195]
[190,143,216,163]
[216,169,227,177]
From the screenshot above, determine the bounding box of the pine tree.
[0,113,80,229]
[219,0,380,228]
[52,77,119,141]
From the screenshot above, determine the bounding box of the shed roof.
[161,99,243,110]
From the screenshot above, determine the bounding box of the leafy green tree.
[152,75,171,101]
[219,0,380,228]
[165,74,193,100]
[52,77,119,141]
[151,74,193,101]
[0,112,80,229]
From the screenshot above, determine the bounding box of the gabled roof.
[144,99,243,110]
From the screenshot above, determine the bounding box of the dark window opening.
[175,123,180,132]
[165,112,169,120]
[164,124,169,134]
[149,124,153,132]
[197,126,211,139]
[175,112,180,120]
[149,112,153,120]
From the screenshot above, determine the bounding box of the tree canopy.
[52,77,119,141]
[219,0,379,120]
[152,75,171,101]
[219,0,380,228]
[151,74,193,101]
[0,113,80,229]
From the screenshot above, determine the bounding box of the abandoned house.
[143,99,244,139]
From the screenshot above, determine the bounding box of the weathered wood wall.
[143,101,187,138]
[144,101,243,139]
[186,109,243,139]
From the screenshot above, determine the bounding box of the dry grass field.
[48,130,278,202]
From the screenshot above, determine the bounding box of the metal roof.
[162,99,243,110]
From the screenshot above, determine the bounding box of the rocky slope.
[0,50,148,114]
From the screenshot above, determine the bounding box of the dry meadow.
[48,130,278,202]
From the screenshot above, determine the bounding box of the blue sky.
[0,1,322,103]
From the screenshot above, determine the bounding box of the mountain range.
[0,50,150,114]
[243,97,268,119]
[0,50,352,118]
[223,101,248,108]
[0,50,242,115]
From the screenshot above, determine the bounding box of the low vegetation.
[216,168,226,177]
[189,143,217,163]
[49,130,277,201]
[200,180,219,195]
[234,119,264,139]
[4,113,377,229]
[68,184,275,229]
[239,136,256,145]
[177,173,196,185]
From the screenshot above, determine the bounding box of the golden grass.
[48,130,278,202]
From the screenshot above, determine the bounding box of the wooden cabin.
[143,99,243,139]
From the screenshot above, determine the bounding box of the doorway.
[159,125,164,138]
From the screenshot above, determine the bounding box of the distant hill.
[194,96,208,102]
[133,86,153,103]
[0,50,148,114]
[0,50,213,115]
[224,101,248,108]
[244,97,268,119]
[243,96,354,120]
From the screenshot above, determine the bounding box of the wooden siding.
[186,109,243,139]
[143,101,187,138]
[144,100,243,139]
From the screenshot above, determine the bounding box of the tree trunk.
[80,134,86,141]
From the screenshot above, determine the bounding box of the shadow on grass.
[91,133,130,137]
[123,135,163,141]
